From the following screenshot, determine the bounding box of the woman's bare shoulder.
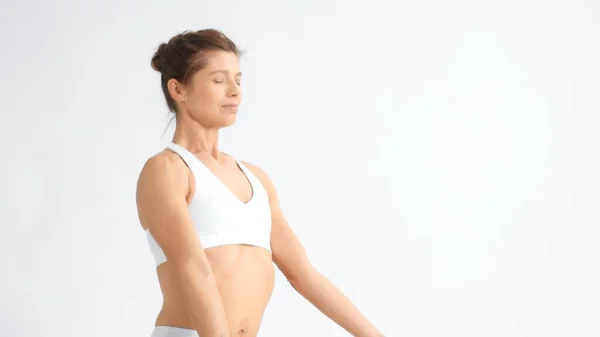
[137,150,186,183]
[136,150,192,229]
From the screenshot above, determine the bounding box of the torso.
[143,146,275,336]
[154,245,274,336]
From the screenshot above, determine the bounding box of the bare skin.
[136,50,383,336]
[139,149,274,336]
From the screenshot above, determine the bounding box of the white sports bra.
[146,142,272,267]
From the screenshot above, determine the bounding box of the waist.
[155,247,275,335]
[156,282,273,337]
[150,323,264,337]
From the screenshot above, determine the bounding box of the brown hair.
[151,29,242,113]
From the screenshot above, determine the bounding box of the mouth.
[222,105,239,114]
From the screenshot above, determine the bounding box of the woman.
[136,29,384,337]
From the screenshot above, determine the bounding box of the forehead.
[201,51,240,74]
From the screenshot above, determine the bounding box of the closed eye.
[212,76,241,86]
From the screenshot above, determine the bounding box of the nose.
[227,81,240,97]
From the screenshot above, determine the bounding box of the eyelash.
[213,79,241,86]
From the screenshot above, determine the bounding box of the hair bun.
[151,43,169,72]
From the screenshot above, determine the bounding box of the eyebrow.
[208,70,242,77]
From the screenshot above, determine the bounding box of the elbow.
[287,274,302,292]
[274,251,317,289]
[285,263,317,290]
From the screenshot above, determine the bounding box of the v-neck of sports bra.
[168,142,255,205]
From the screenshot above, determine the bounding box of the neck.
[172,115,221,159]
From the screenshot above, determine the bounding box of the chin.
[221,115,237,127]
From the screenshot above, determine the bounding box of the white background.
[1,0,599,336]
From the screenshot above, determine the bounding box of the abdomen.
[155,245,275,336]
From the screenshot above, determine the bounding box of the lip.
[222,104,239,108]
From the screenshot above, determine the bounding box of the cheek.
[201,84,225,105]
[189,85,220,109]
[210,85,226,103]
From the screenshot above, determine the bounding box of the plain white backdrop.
[1,0,598,336]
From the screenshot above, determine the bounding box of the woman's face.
[175,51,242,128]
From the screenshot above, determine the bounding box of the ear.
[167,78,187,104]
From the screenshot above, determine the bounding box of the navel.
[236,317,250,336]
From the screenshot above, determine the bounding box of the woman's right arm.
[136,154,230,337]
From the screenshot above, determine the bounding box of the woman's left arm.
[244,162,384,337]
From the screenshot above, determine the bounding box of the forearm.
[174,259,230,337]
[290,268,383,337]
